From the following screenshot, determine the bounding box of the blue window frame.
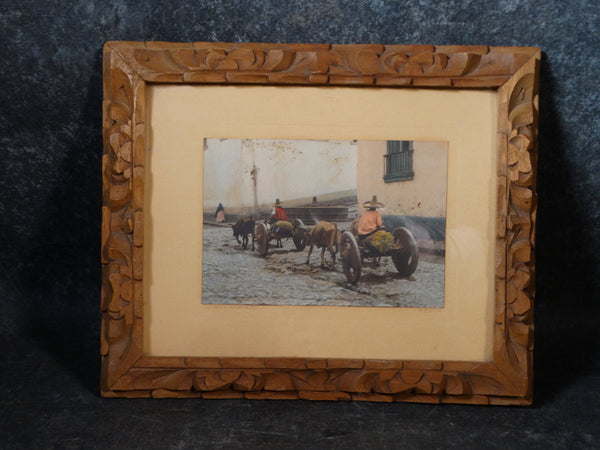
[383,140,414,182]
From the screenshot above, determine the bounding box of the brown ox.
[305,221,340,268]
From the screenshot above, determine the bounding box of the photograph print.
[202,138,448,308]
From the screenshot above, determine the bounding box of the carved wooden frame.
[102,42,539,404]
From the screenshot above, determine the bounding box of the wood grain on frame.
[101,42,539,404]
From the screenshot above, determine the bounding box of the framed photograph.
[101,42,539,404]
[202,137,447,308]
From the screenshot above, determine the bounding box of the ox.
[305,221,340,268]
[232,216,255,250]
[269,220,294,248]
[269,218,306,248]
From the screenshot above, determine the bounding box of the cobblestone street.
[202,223,445,308]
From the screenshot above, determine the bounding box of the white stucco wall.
[204,138,357,215]
[203,138,243,215]
[357,141,448,217]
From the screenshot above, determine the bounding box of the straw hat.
[362,195,384,209]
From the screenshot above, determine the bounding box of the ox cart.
[339,227,419,284]
[255,219,307,256]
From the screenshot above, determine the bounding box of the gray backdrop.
[1,1,599,447]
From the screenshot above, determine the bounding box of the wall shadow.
[21,50,104,395]
[533,52,600,405]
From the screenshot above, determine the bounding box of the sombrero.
[362,195,384,209]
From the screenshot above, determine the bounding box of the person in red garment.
[272,198,287,221]
[357,195,384,238]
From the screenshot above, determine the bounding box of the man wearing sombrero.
[270,198,291,247]
[357,195,384,238]
[272,198,288,221]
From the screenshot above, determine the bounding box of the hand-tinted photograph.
[202,138,448,308]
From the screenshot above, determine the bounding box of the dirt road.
[202,224,445,308]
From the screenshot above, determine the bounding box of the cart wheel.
[391,227,419,276]
[340,231,361,283]
[255,222,269,256]
[293,228,307,251]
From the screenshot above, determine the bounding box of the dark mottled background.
[1,1,599,447]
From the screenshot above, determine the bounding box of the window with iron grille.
[384,140,414,182]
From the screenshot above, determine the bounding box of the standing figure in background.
[270,198,289,247]
[272,198,287,221]
[215,203,225,223]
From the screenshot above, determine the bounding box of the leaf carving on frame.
[507,73,536,184]
[133,49,186,74]
[231,371,267,391]
[380,51,436,76]
[114,43,536,87]
[336,370,378,393]
[443,374,472,396]
[194,370,242,391]
[373,371,413,394]
[496,64,538,383]
[176,368,513,400]
[153,370,196,391]
[102,49,146,384]
[110,67,134,110]
[101,42,539,403]
[263,372,296,391]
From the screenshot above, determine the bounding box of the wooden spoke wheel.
[340,231,361,284]
[391,227,419,276]
[293,228,307,251]
[255,222,269,256]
